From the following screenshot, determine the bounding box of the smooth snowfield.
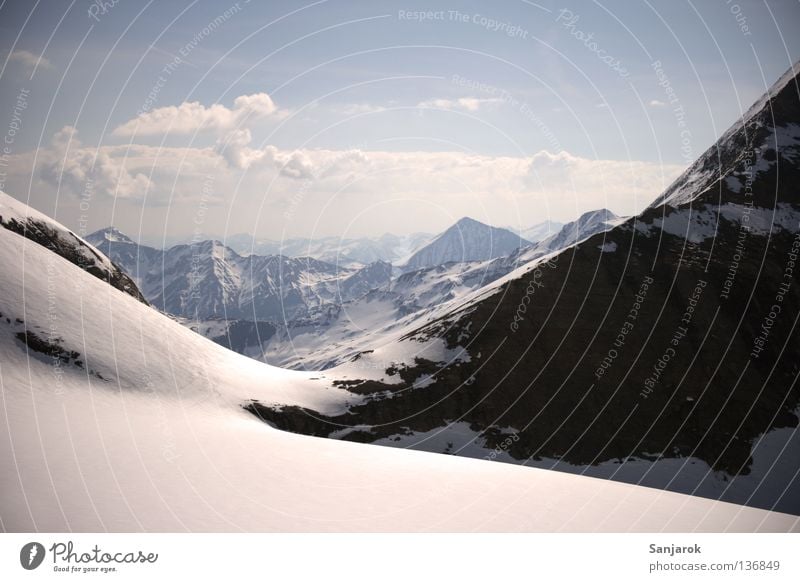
[1,227,797,532]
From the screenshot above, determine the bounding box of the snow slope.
[0,192,144,302]
[86,212,622,371]
[256,210,622,370]
[252,66,800,516]
[652,60,799,208]
[2,215,796,531]
[535,208,621,254]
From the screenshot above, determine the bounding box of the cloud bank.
[113,93,281,137]
[8,49,53,73]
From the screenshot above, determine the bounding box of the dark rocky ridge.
[249,218,799,472]
[249,64,800,512]
[0,214,147,303]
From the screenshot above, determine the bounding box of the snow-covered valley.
[2,197,796,532]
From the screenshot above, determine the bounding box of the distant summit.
[536,208,620,254]
[403,216,531,270]
[88,226,137,245]
[653,60,800,208]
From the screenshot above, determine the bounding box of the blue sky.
[1,0,799,241]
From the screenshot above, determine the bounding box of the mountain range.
[87,228,389,322]
[195,231,433,267]
[87,212,620,369]
[247,63,800,514]
[4,62,799,529]
[6,189,790,531]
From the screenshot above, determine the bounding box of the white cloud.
[210,136,685,219]
[40,126,153,199]
[5,124,686,237]
[524,150,683,214]
[337,103,388,115]
[213,128,312,178]
[215,128,260,169]
[8,49,53,72]
[112,92,281,137]
[649,99,667,107]
[417,97,504,112]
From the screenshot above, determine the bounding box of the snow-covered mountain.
[337,260,393,301]
[256,260,513,370]
[402,217,531,270]
[0,194,145,302]
[512,219,564,243]
[653,62,800,208]
[87,228,392,322]
[86,214,614,369]
[258,63,800,515]
[224,231,433,266]
[5,199,790,531]
[535,208,621,254]
[248,212,626,370]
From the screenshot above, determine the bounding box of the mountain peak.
[577,208,617,223]
[653,61,800,208]
[88,226,136,245]
[453,216,484,228]
[533,207,620,254]
[403,217,530,270]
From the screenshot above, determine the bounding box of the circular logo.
[20,542,45,570]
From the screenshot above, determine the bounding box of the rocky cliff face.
[250,63,800,514]
[0,194,146,303]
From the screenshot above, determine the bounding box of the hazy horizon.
[2,0,799,239]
